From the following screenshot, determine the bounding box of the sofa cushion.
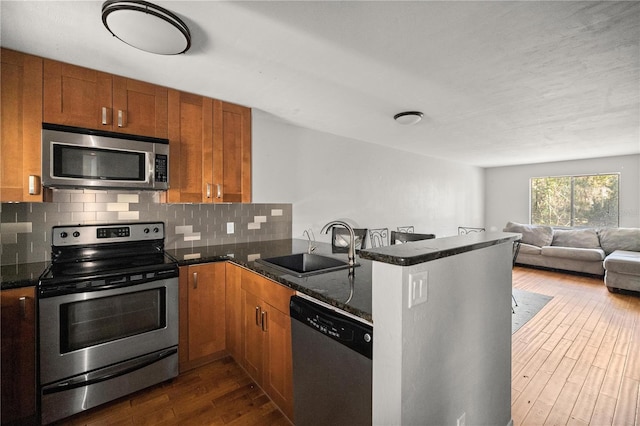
[598,228,640,255]
[518,243,542,255]
[503,222,553,248]
[541,246,605,262]
[551,228,600,249]
[604,250,640,275]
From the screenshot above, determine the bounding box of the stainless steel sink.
[256,253,357,277]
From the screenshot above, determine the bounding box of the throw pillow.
[503,221,553,247]
[551,229,600,249]
[598,228,640,255]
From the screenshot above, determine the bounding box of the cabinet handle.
[28,175,41,195]
[216,184,222,199]
[261,311,268,332]
[206,183,211,199]
[101,107,109,125]
[255,306,261,327]
[19,296,27,319]
[192,272,198,289]
[117,110,125,128]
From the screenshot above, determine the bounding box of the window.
[530,174,619,227]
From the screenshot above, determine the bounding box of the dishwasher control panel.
[290,296,373,359]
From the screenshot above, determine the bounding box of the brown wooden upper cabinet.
[167,90,251,203]
[43,59,168,138]
[1,49,46,202]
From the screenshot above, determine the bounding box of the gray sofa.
[503,222,640,293]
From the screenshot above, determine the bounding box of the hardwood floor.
[55,356,290,426]
[53,267,640,425]
[512,266,640,425]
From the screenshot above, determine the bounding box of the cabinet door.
[213,100,252,203]
[225,263,243,360]
[240,270,294,420]
[241,289,264,381]
[1,49,44,202]
[263,303,294,419]
[1,287,36,424]
[43,59,112,130]
[167,90,214,203]
[187,263,226,361]
[112,76,168,138]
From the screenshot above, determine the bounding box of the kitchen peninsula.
[361,231,518,426]
[172,230,518,425]
[1,230,517,425]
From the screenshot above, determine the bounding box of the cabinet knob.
[117,110,126,128]
[101,107,110,125]
[206,183,211,199]
[193,272,198,289]
[28,175,41,195]
[19,296,27,319]
[216,184,222,199]
[255,306,261,327]
[261,310,268,332]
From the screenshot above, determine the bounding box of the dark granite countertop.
[359,231,521,266]
[167,239,374,322]
[1,261,48,290]
[1,233,520,323]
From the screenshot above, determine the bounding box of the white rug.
[512,288,553,334]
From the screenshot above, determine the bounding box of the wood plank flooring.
[53,267,639,425]
[512,266,640,425]
[55,356,290,426]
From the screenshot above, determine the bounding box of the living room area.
[510,266,640,425]
[485,154,640,425]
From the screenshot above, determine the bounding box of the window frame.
[529,172,620,228]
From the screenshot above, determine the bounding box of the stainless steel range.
[38,222,179,424]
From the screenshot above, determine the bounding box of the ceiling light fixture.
[394,111,424,125]
[102,1,191,55]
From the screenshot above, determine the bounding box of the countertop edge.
[358,232,521,266]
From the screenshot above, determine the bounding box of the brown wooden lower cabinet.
[188,262,294,420]
[178,263,226,372]
[1,287,36,425]
[240,268,295,420]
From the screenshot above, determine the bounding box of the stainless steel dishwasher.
[290,295,373,426]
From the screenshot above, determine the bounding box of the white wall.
[252,110,485,241]
[485,154,640,232]
[372,240,513,425]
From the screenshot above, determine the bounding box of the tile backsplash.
[0,189,292,265]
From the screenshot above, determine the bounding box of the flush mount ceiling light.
[102,1,191,55]
[394,111,424,125]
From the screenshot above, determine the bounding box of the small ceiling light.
[394,111,424,125]
[102,1,191,55]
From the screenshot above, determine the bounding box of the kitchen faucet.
[320,220,357,266]
[303,229,316,254]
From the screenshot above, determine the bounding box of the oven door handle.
[41,347,177,395]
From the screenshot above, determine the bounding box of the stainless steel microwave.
[42,124,169,190]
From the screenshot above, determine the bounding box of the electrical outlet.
[226,222,235,234]
[408,271,428,308]
[457,412,466,426]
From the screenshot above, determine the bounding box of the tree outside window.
[530,174,619,227]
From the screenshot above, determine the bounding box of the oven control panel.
[52,222,165,246]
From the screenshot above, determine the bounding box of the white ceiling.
[2,1,639,167]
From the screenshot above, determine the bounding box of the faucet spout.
[320,220,357,267]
